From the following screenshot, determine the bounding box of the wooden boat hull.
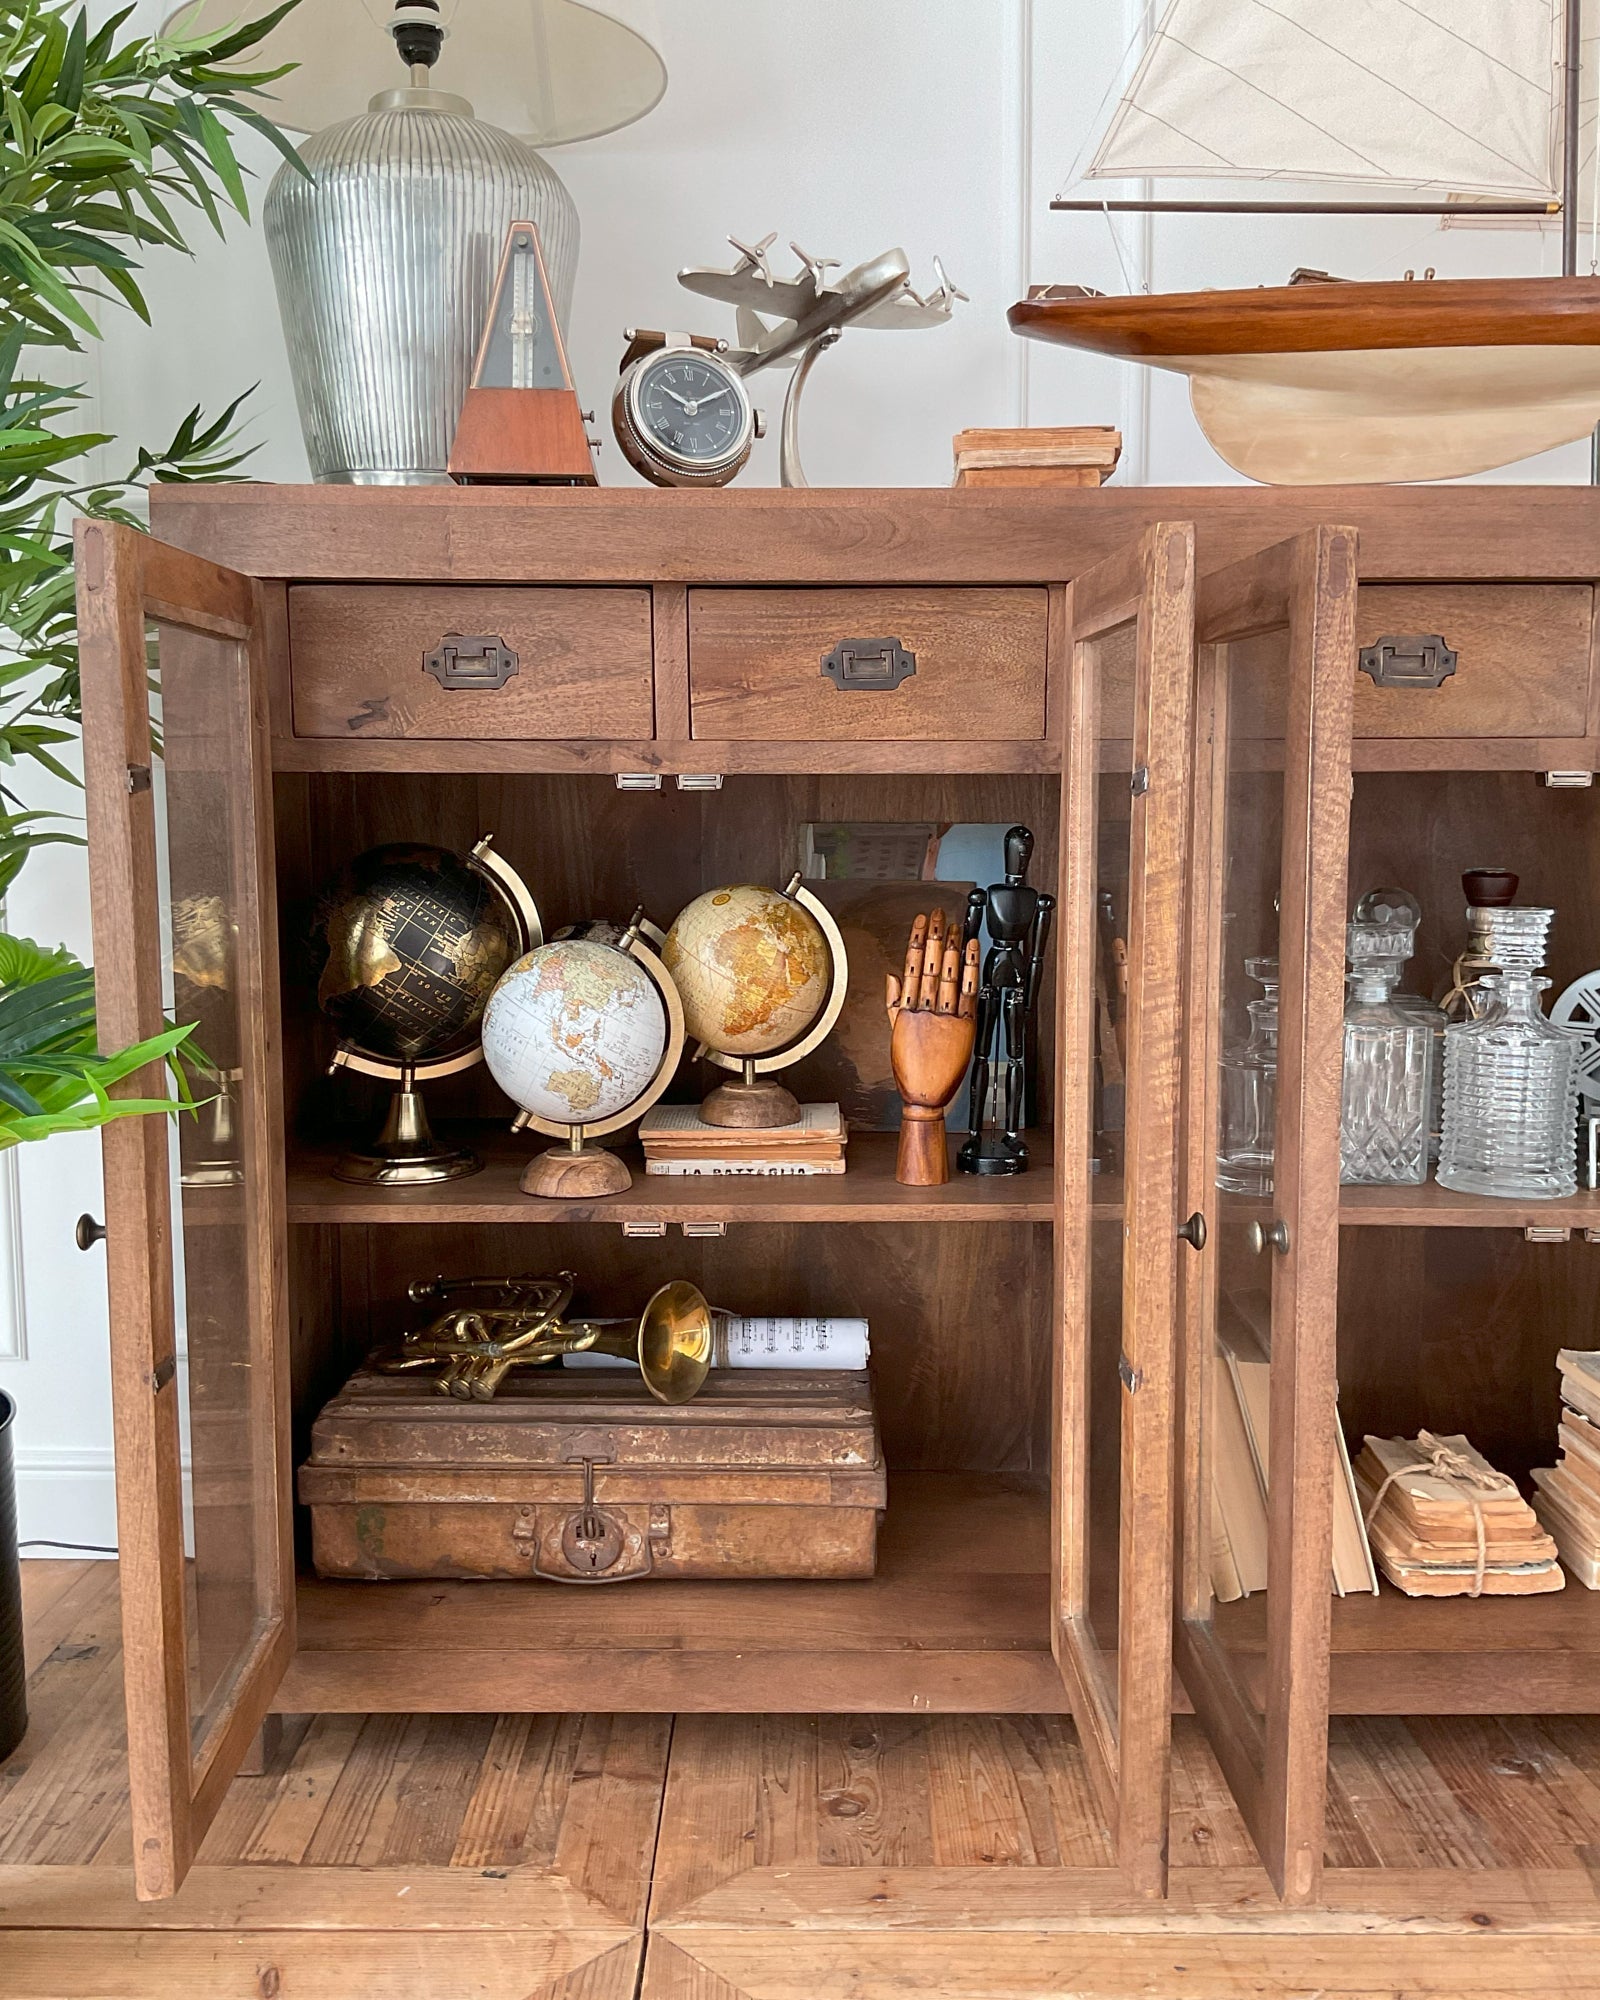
[1009,277,1600,483]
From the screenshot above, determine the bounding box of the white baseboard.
[12,1448,118,1555]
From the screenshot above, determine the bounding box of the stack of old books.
[1531,1349,1600,1587]
[1209,1320,1376,1602]
[1355,1431,1563,1597]
[638,1102,848,1177]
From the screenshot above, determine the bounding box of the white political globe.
[482,938,667,1128]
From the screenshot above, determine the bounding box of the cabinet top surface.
[147,482,1600,586]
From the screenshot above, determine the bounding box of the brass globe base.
[698,1076,802,1130]
[333,1085,483,1186]
[521,1139,632,1200]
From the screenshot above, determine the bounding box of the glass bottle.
[1439,868,1521,1022]
[1352,887,1447,1161]
[1340,921,1434,1185]
[1437,907,1580,1199]
[1217,955,1278,1195]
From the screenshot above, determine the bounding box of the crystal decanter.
[1437,906,1581,1200]
[1351,887,1446,1163]
[1340,919,1435,1185]
[1217,955,1278,1196]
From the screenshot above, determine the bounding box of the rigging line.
[1058,0,1166,191]
[1100,199,1142,295]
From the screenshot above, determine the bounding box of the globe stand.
[336,1065,482,1186]
[520,1127,632,1199]
[699,1059,802,1130]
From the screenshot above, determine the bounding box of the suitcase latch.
[522,1451,658,1583]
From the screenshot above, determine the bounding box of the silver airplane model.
[677,237,967,485]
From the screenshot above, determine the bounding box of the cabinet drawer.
[1218,584,1593,742]
[289,586,654,741]
[687,588,1049,741]
[1349,586,1592,738]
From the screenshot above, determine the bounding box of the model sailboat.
[1010,0,1600,483]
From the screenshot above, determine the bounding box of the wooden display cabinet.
[74,485,1600,1906]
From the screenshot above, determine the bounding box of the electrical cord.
[18,1540,117,1554]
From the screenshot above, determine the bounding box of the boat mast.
[1565,0,1584,277]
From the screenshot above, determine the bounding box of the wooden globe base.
[520,1140,632,1200]
[698,1076,803,1129]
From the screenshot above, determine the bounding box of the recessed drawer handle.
[820,636,917,692]
[1358,633,1457,690]
[423,632,520,691]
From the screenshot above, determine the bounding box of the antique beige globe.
[481,921,683,1198]
[662,874,848,1128]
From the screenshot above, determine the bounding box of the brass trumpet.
[372,1270,714,1405]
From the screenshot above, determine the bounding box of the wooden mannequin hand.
[886,909,978,1185]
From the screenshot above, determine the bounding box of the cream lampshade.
[162,0,667,484]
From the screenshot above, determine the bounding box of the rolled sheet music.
[565,1314,870,1372]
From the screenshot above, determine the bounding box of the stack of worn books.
[638,1102,848,1178]
[1532,1349,1600,1587]
[1355,1431,1563,1597]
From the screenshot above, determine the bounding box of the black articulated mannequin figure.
[957,825,1055,1176]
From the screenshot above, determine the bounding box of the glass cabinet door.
[1175,526,1358,1904]
[76,521,293,1900]
[1056,522,1195,1898]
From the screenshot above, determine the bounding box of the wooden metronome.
[448,221,599,485]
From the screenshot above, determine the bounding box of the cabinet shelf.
[275,1472,1061,1714]
[1339,1182,1600,1230]
[286,1127,1057,1226]
[1214,1577,1600,1712]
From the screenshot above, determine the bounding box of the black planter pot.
[0,1391,25,1761]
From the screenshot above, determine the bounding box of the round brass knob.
[1246,1218,1289,1256]
[75,1214,106,1252]
[1177,1212,1207,1251]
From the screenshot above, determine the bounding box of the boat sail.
[1086,0,1565,203]
[1010,0,1600,483]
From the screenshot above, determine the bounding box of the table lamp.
[164,0,665,483]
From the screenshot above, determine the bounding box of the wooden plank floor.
[11,1567,1600,1997]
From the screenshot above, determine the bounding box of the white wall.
[3,0,1589,1547]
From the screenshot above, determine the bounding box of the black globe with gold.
[311,837,540,1185]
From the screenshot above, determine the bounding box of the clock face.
[635,353,748,465]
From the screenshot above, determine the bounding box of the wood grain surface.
[148,482,1600,589]
[687,588,1048,741]
[289,585,653,740]
[17,1565,1600,1996]
[1009,274,1600,358]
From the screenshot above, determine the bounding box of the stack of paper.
[1209,1324,1377,1603]
[1356,1432,1562,1597]
[639,1102,847,1178]
[1532,1350,1600,1587]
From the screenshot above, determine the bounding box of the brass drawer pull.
[820,636,917,692]
[422,632,519,691]
[1358,634,1457,690]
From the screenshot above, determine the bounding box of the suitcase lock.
[560,1454,625,1575]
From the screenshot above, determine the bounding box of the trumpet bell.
[638,1279,715,1404]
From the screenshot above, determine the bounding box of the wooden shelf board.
[1213,1576,1600,1712]
[1339,1182,1600,1229]
[286,1128,1056,1226]
[277,1472,1067,1714]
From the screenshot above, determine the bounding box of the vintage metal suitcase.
[299,1369,885,1582]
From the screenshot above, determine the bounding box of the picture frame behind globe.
[310,836,541,1187]
[481,908,687,1199]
